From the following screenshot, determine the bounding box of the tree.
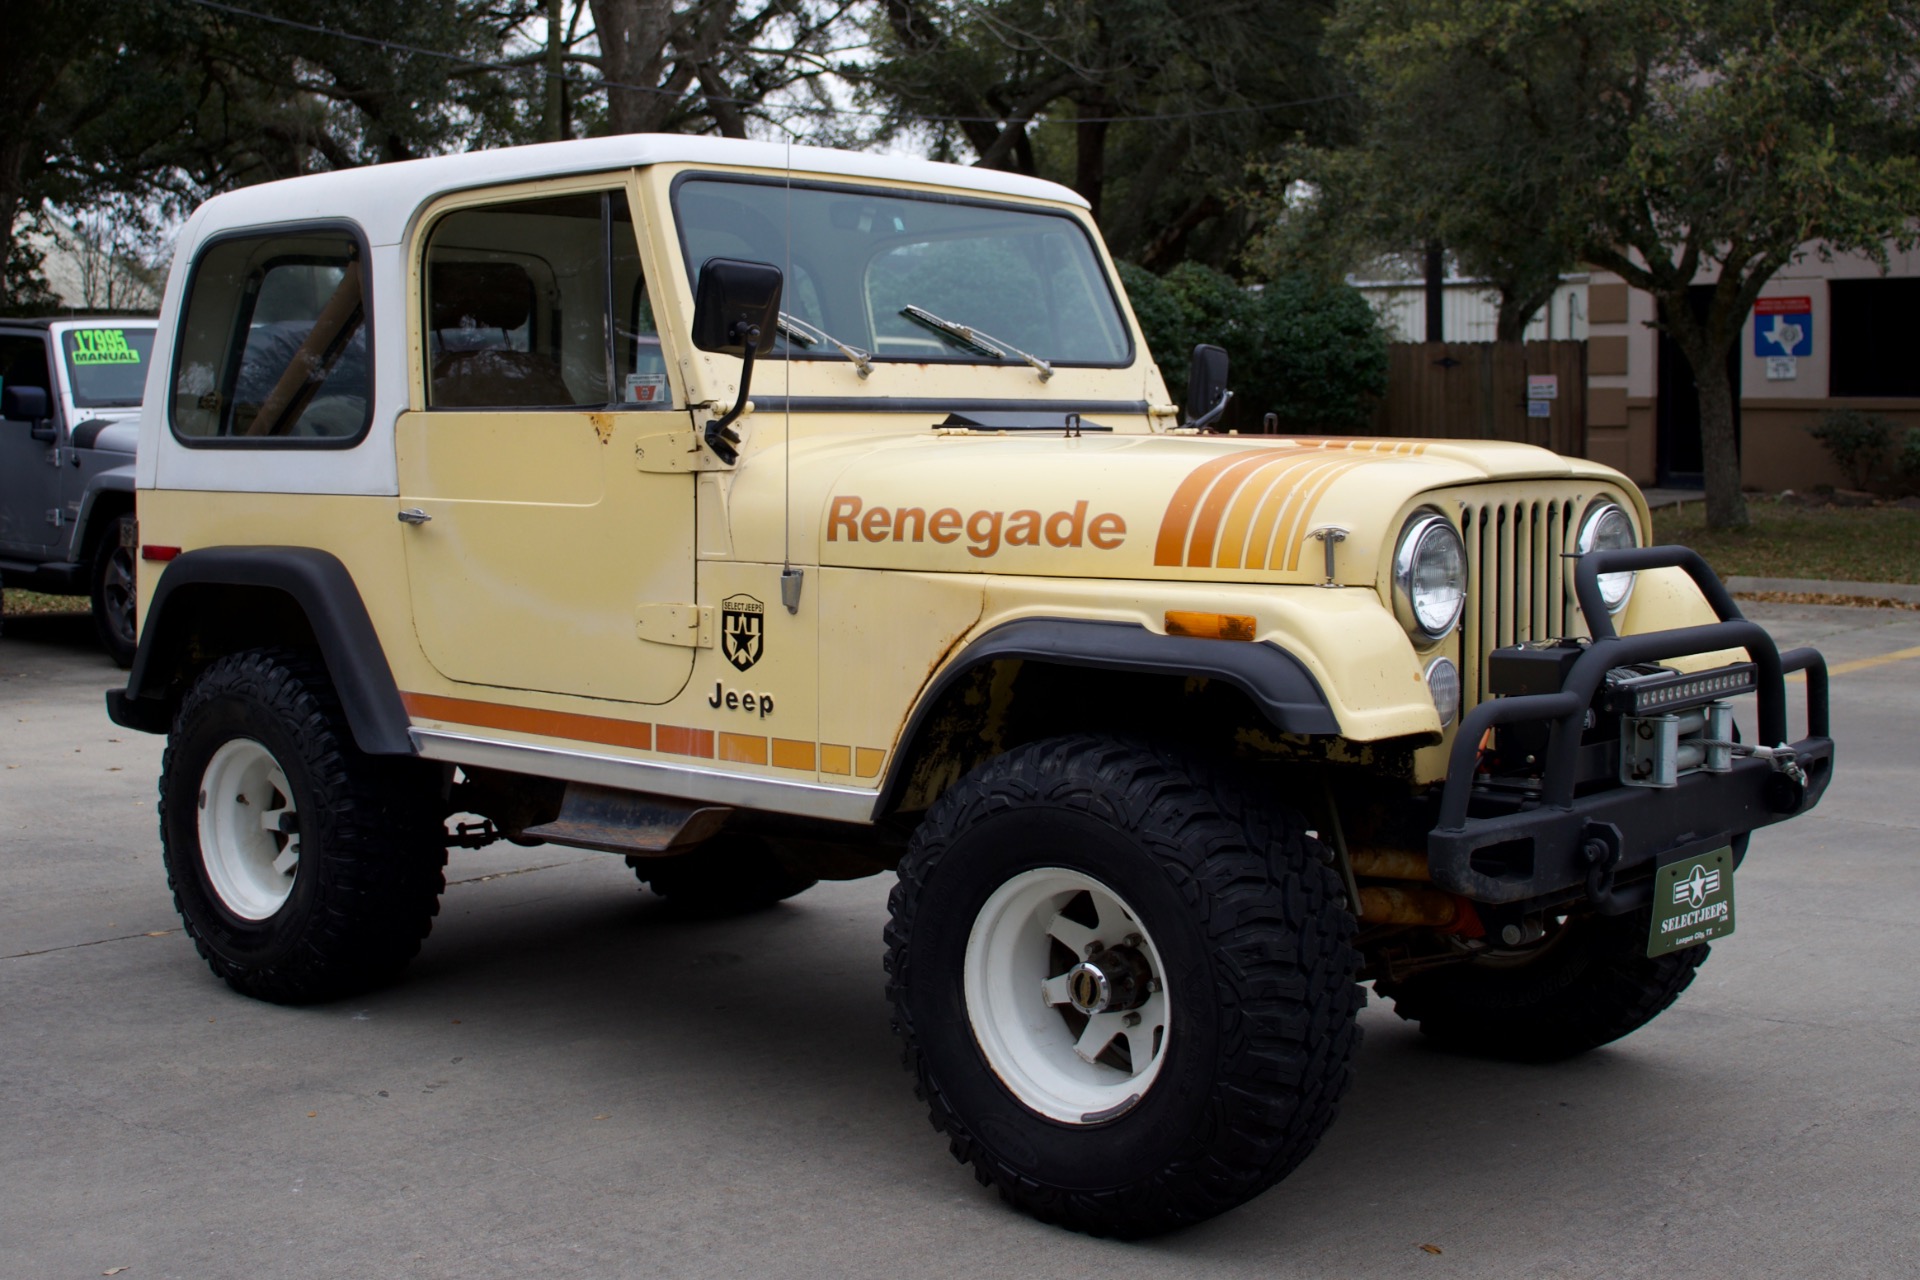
[864,0,1346,268]
[1120,261,1387,432]
[1320,0,1920,528]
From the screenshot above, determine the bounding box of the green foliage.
[1120,261,1387,433]
[863,0,1347,270]
[1896,428,1920,491]
[1810,409,1897,489]
[1297,0,1920,530]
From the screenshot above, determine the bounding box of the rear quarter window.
[170,225,372,447]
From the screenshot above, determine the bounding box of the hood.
[726,427,1626,585]
[75,414,140,454]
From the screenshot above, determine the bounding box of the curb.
[1726,575,1920,606]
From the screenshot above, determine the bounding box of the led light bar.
[1600,662,1758,717]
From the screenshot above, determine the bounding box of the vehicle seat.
[429,261,575,407]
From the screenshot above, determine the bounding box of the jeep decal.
[827,495,1125,558]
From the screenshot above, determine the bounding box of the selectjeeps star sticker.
[1673,864,1722,910]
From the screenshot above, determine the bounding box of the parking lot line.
[1789,644,1920,681]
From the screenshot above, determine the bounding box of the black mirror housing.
[692,258,783,356]
[3,384,51,424]
[1185,344,1230,424]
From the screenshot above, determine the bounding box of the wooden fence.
[1369,340,1586,456]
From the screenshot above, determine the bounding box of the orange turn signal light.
[1164,610,1257,642]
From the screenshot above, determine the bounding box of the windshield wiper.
[900,305,1054,381]
[777,312,872,379]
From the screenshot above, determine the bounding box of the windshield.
[62,326,154,407]
[672,178,1131,367]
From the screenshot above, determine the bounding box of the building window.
[1829,278,1920,397]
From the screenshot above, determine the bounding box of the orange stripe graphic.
[656,725,715,758]
[1278,460,1365,569]
[401,692,653,752]
[1183,450,1311,567]
[1153,448,1270,565]
[1217,455,1328,570]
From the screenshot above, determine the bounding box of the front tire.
[1374,909,1709,1061]
[886,736,1362,1237]
[90,512,137,668]
[160,649,446,1004]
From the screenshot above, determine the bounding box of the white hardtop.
[176,135,1088,250]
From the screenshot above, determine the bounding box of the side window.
[171,228,370,444]
[0,334,53,408]
[424,187,666,409]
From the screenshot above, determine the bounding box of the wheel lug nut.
[1124,1013,1141,1027]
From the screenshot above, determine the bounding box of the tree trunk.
[589,0,682,135]
[1495,280,1557,342]
[1075,97,1108,222]
[1668,317,1748,528]
[541,0,566,142]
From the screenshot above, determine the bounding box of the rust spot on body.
[589,412,614,444]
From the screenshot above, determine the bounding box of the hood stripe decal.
[1154,438,1431,570]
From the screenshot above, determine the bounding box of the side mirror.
[3,384,54,438]
[691,258,782,465]
[692,257,783,356]
[1185,344,1231,430]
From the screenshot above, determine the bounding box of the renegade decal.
[828,496,1125,557]
[1153,439,1430,570]
[721,593,765,670]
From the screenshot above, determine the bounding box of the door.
[0,332,60,555]
[397,183,697,705]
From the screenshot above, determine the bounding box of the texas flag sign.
[1753,296,1813,357]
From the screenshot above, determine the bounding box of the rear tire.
[630,833,817,916]
[90,512,137,668]
[1375,908,1708,1061]
[160,649,446,1004]
[886,736,1363,1237]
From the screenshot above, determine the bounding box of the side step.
[519,783,732,857]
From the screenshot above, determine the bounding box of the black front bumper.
[1427,546,1833,912]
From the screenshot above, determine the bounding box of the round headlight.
[1393,512,1467,640]
[1577,501,1638,612]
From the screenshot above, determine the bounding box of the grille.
[1458,496,1582,711]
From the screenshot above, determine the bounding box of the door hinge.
[635,603,713,648]
[633,428,718,474]
[45,508,64,528]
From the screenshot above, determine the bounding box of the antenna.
[779,135,803,614]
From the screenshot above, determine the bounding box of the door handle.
[397,508,432,525]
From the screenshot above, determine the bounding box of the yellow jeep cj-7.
[108,136,1834,1236]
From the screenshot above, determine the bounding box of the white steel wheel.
[963,866,1170,1124]
[198,737,301,920]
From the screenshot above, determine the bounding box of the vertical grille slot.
[1456,494,1578,711]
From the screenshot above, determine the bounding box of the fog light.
[1426,656,1460,728]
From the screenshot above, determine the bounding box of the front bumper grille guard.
[1428,545,1832,907]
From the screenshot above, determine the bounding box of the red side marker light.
[141,546,181,562]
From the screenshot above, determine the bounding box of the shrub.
[1809,408,1895,489]
[1117,261,1387,433]
[1899,428,1920,493]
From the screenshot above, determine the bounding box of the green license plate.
[1648,847,1737,957]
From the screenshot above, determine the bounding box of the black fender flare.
[106,546,413,755]
[875,617,1340,812]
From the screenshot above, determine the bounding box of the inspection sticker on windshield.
[1649,847,1735,956]
[69,329,142,365]
[624,372,668,403]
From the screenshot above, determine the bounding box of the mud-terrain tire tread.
[159,648,445,1004]
[1375,910,1708,1062]
[632,834,817,916]
[884,734,1363,1237]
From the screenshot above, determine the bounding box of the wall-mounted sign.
[1766,356,1798,381]
[1527,398,1553,418]
[1754,296,1813,358]
[1527,373,1558,400]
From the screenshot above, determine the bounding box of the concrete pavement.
[2,603,1916,1279]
